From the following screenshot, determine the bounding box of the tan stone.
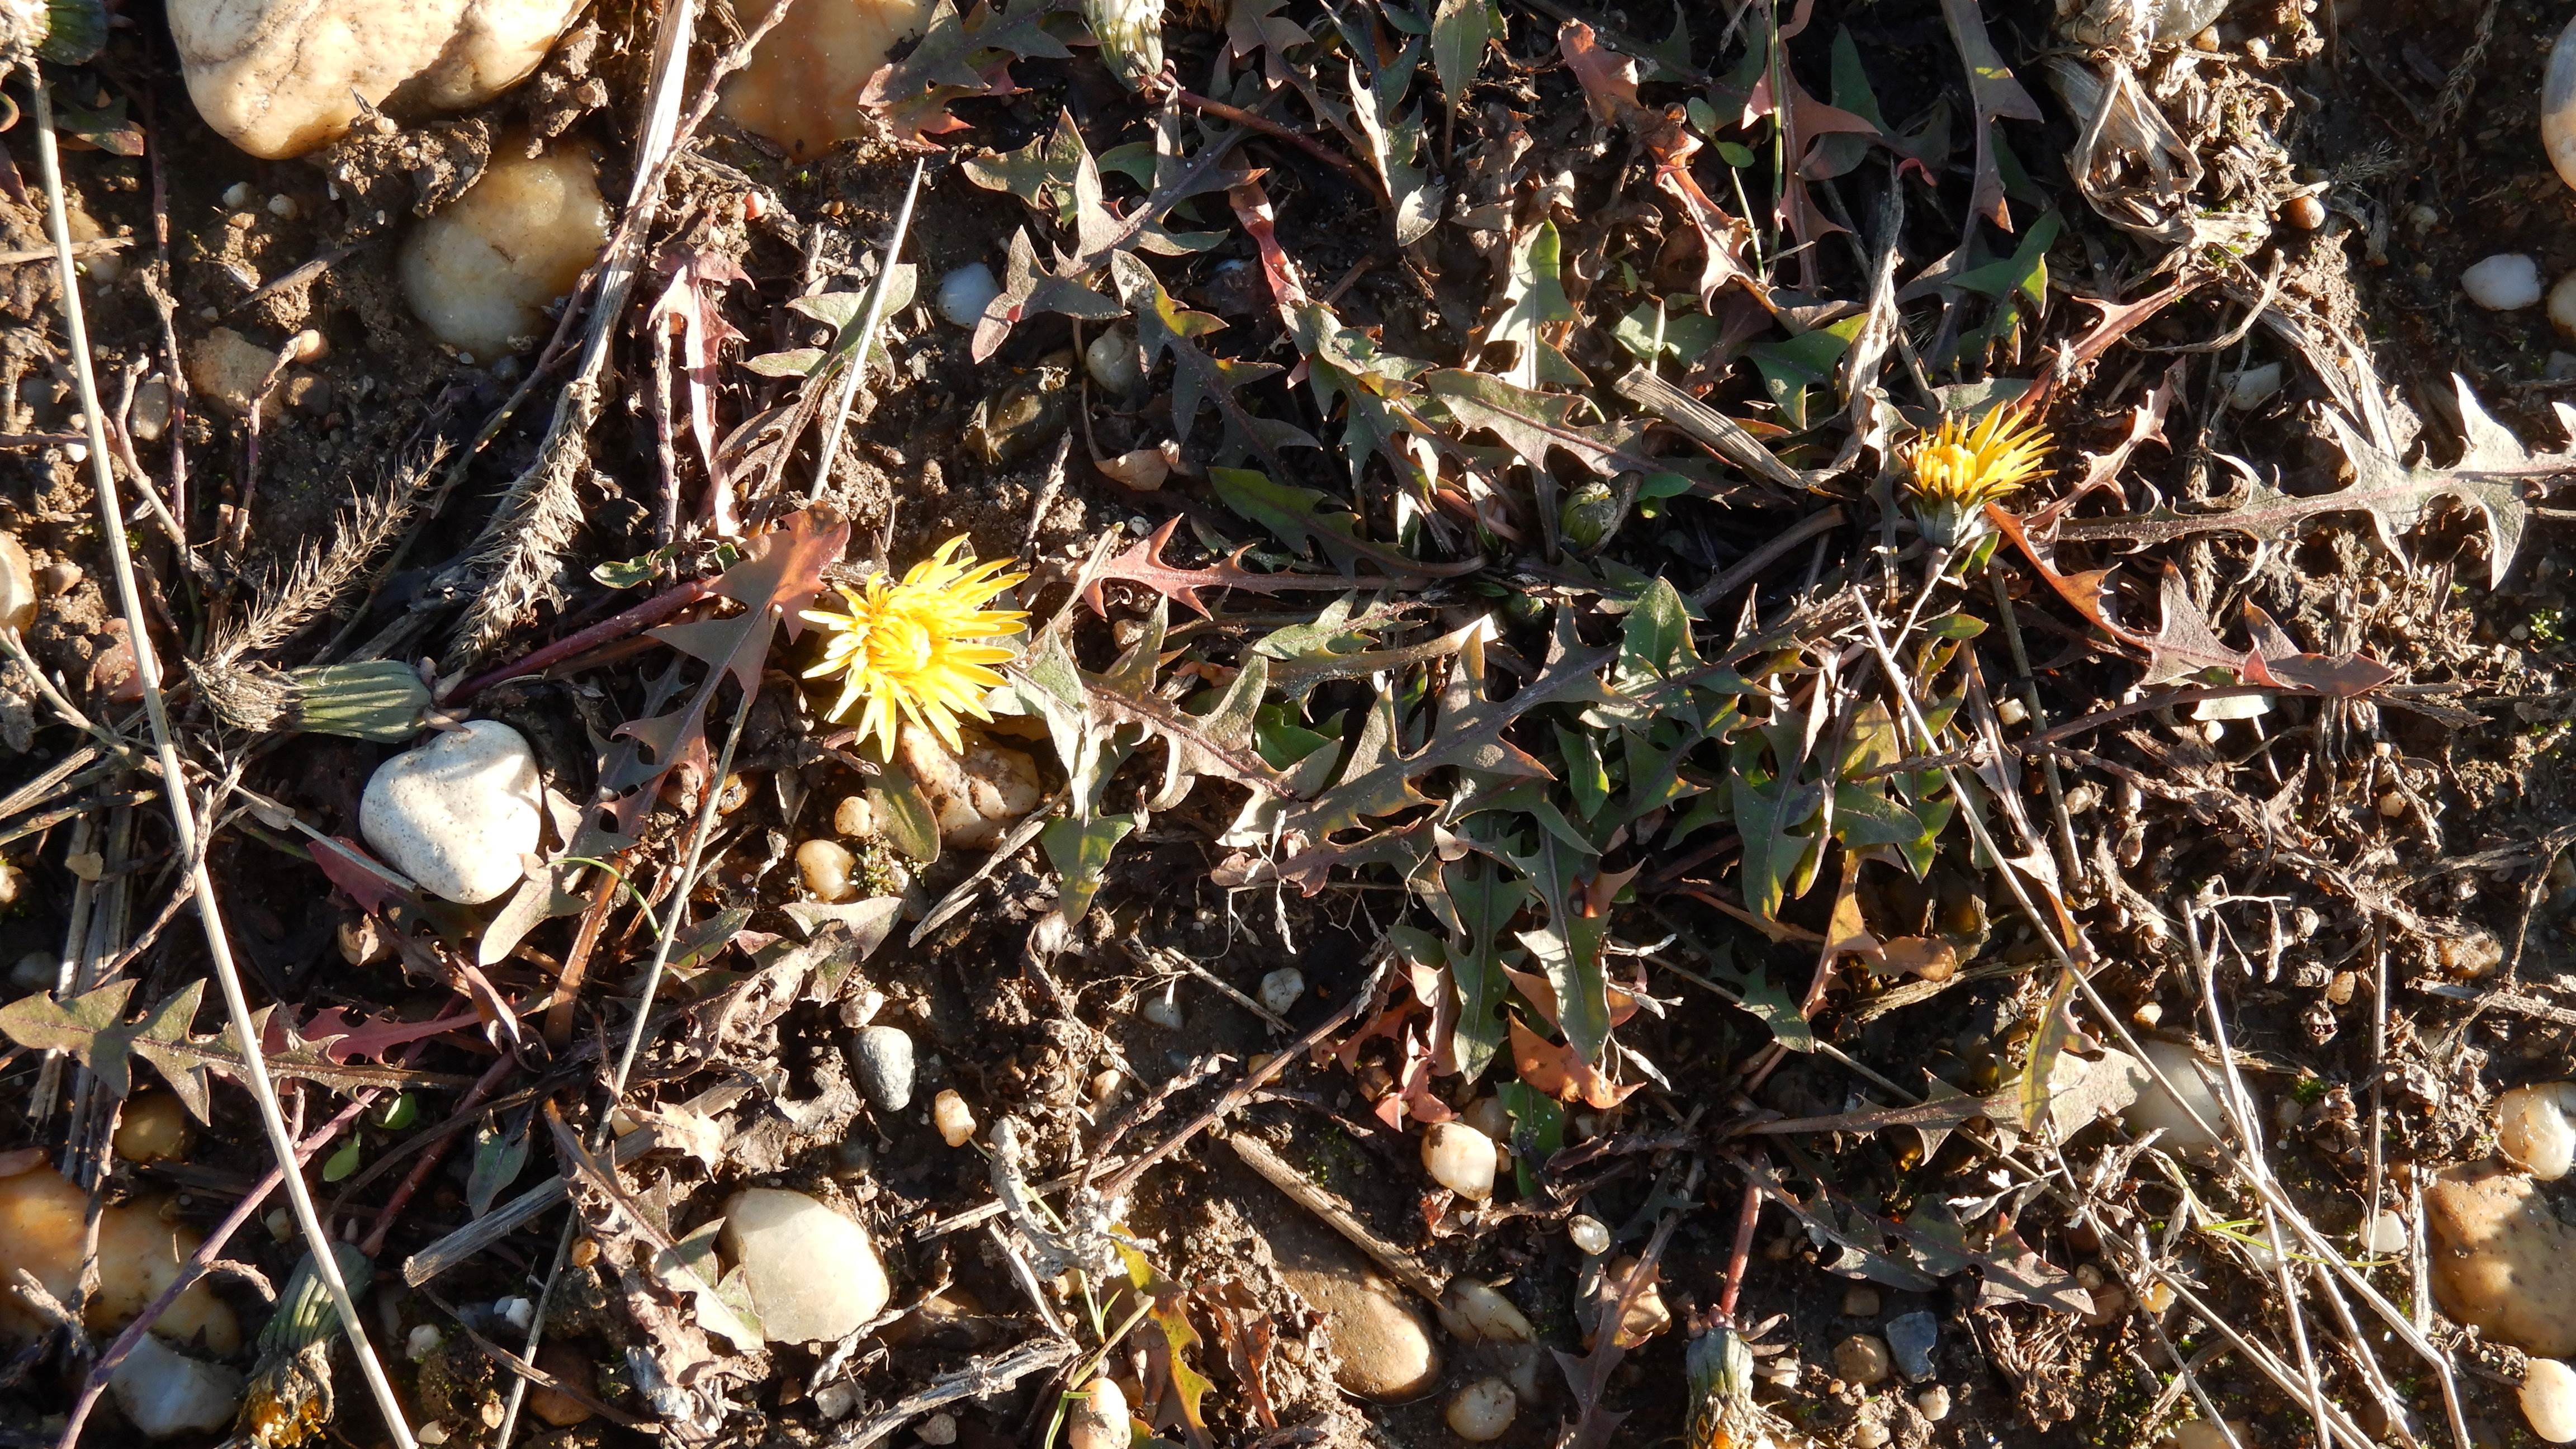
[399,144,609,359]
[169,0,586,158]
[1275,1247,1440,1401]
[895,728,1041,850]
[718,0,931,158]
[2426,1160,2576,1356]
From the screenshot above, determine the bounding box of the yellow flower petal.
[798,538,1029,759]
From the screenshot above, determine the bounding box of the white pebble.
[359,720,544,905]
[798,838,858,903]
[1445,1377,1517,1441]
[2221,361,2283,410]
[406,1324,442,1360]
[1421,1121,1498,1200]
[2362,1209,2410,1254]
[2123,1038,2227,1152]
[932,1089,976,1147]
[1140,988,1182,1031]
[936,263,1000,328]
[2526,1358,2576,1443]
[2498,1082,2576,1181]
[2463,253,2545,311]
[221,182,255,210]
[1568,1214,1610,1256]
[110,1336,245,1439]
[1437,1279,1533,1344]
[718,1188,890,1342]
[495,1296,535,1332]
[1258,967,1304,1016]
[1084,325,1140,392]
[915,1411,958,1445]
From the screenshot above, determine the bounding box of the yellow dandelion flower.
[1901,406,2051,549]
[799,537,1028,760]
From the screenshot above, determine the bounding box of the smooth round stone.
[850,1025,916,1114]
[112,1093,192,1165]
[1568,1214,1610,1256]
[717,1188,889,1343]
[936,263,1000,328]
[1064,1377,1128,1449]
[400,145,609,359]
[2498,1082,2576,1181]
[2362,1209,2409,1254]
[717,0,931,157]
[359,719,544,905]
[1841,1285,1882,1318]
[1084,326,1141,393]
[1445,1377,1516,1441]
[2123,1038,2227,1152]
[1436,1279,1532,1345]
[798,839,858,903]
[2526,1358,2576,1443]
[2426,1162,2576,1355]
[1835,1333,1892,1387]
[169,0,586,158]
[2464,254,2545,311]
[1279,1258,1441,1401]
[1421,1122,1497,1200]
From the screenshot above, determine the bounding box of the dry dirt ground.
[6,0,2576,1446]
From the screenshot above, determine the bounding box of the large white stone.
[360,719,544,905]
[399,145,609,360]
[718,1188,889,1344]
[111,1334,246,1439]
[168,0,586,159]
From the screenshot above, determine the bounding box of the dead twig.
[1225,1133,1447,1301]
[30,71,418,1449]
[821,1338,1079,1449]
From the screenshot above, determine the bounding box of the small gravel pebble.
[1834,1333,1892,1387]
[850,1025,916,1113]
[1885,1310,1939,1380]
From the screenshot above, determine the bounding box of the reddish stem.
[442,577,716,704]
[1169,87,1380,200]
[1718,1177,1761,1322]
[359,1053,515,1258]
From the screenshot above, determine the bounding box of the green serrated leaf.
[1426,858,1527,1081]
[1042,813,1138,924]
[1484,221,1579,390]
[1555,724,1610,821]
[1431,0,1491,111]
[1497,1081,1564,1196]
